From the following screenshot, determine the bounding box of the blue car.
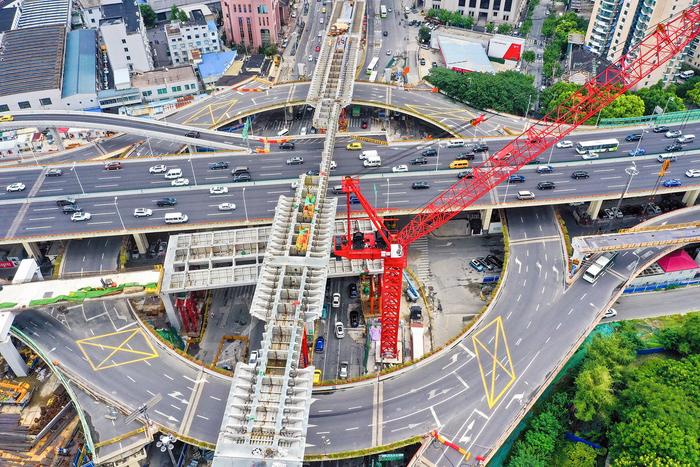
[536,165,553,174]
[315,336,325,353]
[349,194,360,204]
[469,259,484,272]
[629,148,646,157]
[662,179,682,187]
[508,175,526,183]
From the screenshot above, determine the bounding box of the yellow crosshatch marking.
[404,104,476,121]
[182,98,240,127]
[76,328,158,371]
[472,317,516,408]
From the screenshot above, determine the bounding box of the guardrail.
[600,108,700,127]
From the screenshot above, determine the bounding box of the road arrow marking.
[506,393,524,409]
[515,257,522,273]
[390,422,422,433]
[427,388,451,400]
[441,353,459,370]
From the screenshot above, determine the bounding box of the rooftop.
[17,0,71,29]
[657,249,699,273]
[102,0,139,33]
[199,51,237,79]
[438,35,495,74]
[0,25,66,97]
[131,66,197,88]
[0,5,18,33]
[62,29,97,98]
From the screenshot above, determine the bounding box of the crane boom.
[337,5,700,359]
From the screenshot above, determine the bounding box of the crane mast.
[336,6,700,359]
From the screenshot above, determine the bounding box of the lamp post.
[631,128,649,159]
[156,434,177,466]
[502,178,512,204]
[242,187,249,222]
[71,161,85,195]
[435,143,443,172]
[114,196,126,230]
[613,164,638,223]
[188,158,197,185]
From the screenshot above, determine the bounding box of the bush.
[425,8,474,29]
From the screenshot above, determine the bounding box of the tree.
[260,44,278,57]
[540,81,578,114]
[658,314,700,355]
[522,50,536,63]
[139,4,156,28]
[170,5,188,22]
[560,443,597,467]
[573,364,616,422]
[598,94,645,120]
[418,26,431,44]
[686,81,700,106]
[486,22,495,33]
[635,82,685,114]
[497,23,513,35]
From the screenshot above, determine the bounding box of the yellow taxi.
[449,160,469,169]
[313,369,322,384]
[346,142,362,150]
[0,115,14,122]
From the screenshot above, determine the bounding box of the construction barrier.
[352,135,388,146]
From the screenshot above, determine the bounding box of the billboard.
[488,34,526,62]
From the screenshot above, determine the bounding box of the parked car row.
[469,255,504,273]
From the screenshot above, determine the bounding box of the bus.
[583,251,619,283]
[366,56,379,75]
[575,138,620,154]
[380,5,387,18]
[368,70,378,82]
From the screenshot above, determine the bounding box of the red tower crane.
[335,6,700,359]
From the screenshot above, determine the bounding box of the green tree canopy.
[425,8,474,29]
[418,26,431,44]
[497,23,513,34]
[573,364,616,422]
[522,50,536,63]
[139,4,156,28]
[635,82,685,115]
[540,81,579,115]
[598,94,645,120]
[658,314,700,355]
[560,443,597,467]
[685,81,700,107]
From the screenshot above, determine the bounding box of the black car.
[625,133,642,141]
[457,169,474,179]
[412,181,430,189]
[472,143,489,153]
[486,254,503,268]
[409,305,422,321]
[45,168,63,177]
[410,156,428,165]
[571,170,590,179]
[653,126,670,133]
[307,169,320,176]
[185,131,200,138]
[279,142,295,150]
[349,310,360,327]
[421,148,437,157]
[56,197,76,207]
[348,283,358,298]
[233,173,252,182]
[156,197,177,206]
[477,257,494,271]
[455,152,475,161]
[383,30,388,36]
[208,161,229,170]
[62,205,82,214]
[537,181,556,190]
[666,143,683,152]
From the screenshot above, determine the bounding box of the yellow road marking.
[76,328,159,371]
[472,317,517,408]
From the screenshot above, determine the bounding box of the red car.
[361,120,368,129]
[315,45,321,52]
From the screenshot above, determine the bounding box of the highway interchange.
[1,123,699,242]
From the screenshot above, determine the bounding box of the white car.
[386,50,392,56]
[149,164,167,174]
[133,208,153,217]
[392,165,408,173]
[291,180,299,190]
[71,212,91,222]
[6,182,25,192]
[210,186,228,195]
[581,152,599,160]
[665,129,682,138]
[218,202,237,211]
[330,160,337,170]
[685,169,700,178]
[308,54,313,62]
[171,178,190,186]
[334,321,345,339]
[332,292,341,308]
[603,308,618,319]
[556,140,573,149]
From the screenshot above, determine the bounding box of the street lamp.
[187,158,197,185]
[71,161,85,195]
[242,187,249,222]
[613,164,639,223]
[631,128,649,159]
[435,143,443,172]
[114,196,126,230]
[156,434,177,466]
[502,177,512,204]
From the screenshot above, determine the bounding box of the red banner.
[0,260,15,268]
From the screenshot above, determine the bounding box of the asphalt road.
[613,286,700,320]
[62,236,122,276]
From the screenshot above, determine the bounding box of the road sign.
[377,453,404,461]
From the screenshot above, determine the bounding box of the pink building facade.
[220,0,282,50]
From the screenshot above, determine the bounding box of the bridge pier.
[160,292,181,331]
[22,241,42,260]
[682,189,699,207]
[586,199,603,219]
[133,233,149,255]
[0,313,28,377]
[481,208,493,231]
[46,128,64,150]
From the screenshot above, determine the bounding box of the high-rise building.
[425,0,526,24]
[220,0,281,50]
[585,0,697,89]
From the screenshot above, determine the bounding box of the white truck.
[363,152,382,167]
[359,149,378,160]
[583,251,618,283]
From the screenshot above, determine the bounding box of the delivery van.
[164,212,189,224]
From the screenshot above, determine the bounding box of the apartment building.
[425,0,525,24]
[165,4,221,65]
[585,0,697,89]
[220,0,281,49]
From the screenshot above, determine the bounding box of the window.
[143,90,152,96]
[469,0,476,7]
[39,98,52,106]
[480,0,488,8]
[171,85,182,92]
[123,47,129,52]
[91,18,95,23]
[126,55,131,60]
[184,84,189,90]
[0,104,9,112]
[157,88,167,95]
[504,0,512,11]
[121,39,126,44]
[494,0,501,9]
[458,0,465,5]
[18,101,31,109]
[503,14,508,20]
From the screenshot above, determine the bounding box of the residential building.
[165,4,221,65]
[130,66,200,102]
[425,0,525,24]
[221,0,281,49]
[61,29,100,110]
[585,0,696,89]
[16,0,71,29]
[629,249,700,287]
[99,0,153,74]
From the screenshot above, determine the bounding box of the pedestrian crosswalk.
[412,237,432,285]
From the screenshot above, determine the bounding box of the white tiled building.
[164,4,220,65]
[130,66,200,102]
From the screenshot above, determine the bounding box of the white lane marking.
[196,414,209,420]
[430,407,441,426]
[163,373,174,381]
[345,427,359,431]
[127,375,136,383]
[209,395,222,401]
[515,338,522,346]
[556,322,562,330]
